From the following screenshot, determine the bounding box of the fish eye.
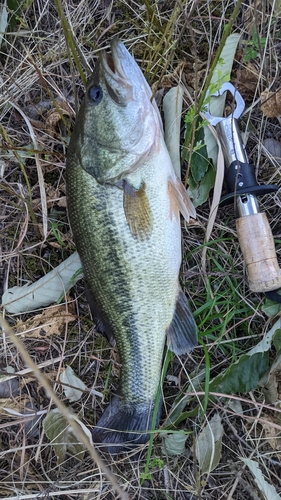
[88,85,103,105]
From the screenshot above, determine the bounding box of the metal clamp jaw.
[205,83,278,215]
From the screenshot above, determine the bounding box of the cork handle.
[236,213,281,293]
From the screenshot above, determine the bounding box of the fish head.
[70,40,162,184]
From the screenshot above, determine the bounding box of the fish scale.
[67,163,167,388]
[66,39,197,452]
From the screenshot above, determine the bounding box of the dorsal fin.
[168,177,196,222]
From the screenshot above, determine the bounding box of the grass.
[1,0,281,499]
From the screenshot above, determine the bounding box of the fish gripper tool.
[204,82,281,301]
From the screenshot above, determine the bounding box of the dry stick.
[0,356,64,382]
[0,314,130,500]
[23,48,72,133]
[0,490,106,500]
[0,124,38,234]
[8,102,48,240]
[53,0,87,87]
[186,391,281,425]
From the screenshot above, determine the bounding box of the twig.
[0,314,130,500]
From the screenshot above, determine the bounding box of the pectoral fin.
[166,288,197,355]
[123,180,153,241]
[168,177,196,222]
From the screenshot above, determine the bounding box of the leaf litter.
[1,1,281,499]
[16,302,76,338]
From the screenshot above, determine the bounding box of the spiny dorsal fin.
[123,180,153,241]
[168,177,196,222]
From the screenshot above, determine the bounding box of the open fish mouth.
[100,39,163,129]
[102,39,127,79]
[102,51,122,79]
[99,40,134,105]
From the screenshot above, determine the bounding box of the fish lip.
[100,39,128,82]
[99,39,134,105]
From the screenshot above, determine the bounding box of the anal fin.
[168,177,196,222]
[166,288,197,355]
[123,180,153,241]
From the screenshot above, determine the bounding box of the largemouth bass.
[66,40,197,453]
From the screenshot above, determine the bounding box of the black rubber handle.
[220,161,278,206]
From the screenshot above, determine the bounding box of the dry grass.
[1,0,281,499]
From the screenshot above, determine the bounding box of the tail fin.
[91,396,161,454]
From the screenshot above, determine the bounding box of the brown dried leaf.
[29,119,46,130]
[0,398,22,416]
[260,414,281,451]
[160,60,187,88]
[184,59,207,90]
[16,303,76,338]
[30,100,73,136]
[33,183,66,209]
[57,196,67,207]
[235,63,259,100]
[262,375,279,404]
[261,89,281,117]
[0,395,31,420]
[45,101,73,135]
[0,396,42,437]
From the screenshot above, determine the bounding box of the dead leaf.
[33,183,67,210]
[242,458,281,500]
[263,138,281,159]
[57,196,67,207]
[43,408,86,464]
[0,396,42,437]
[30,100,73,136]
[184,59,207,90]
[0,395,32,421]
[0,398,23,416]
[60,366,87,402]
[259,352,281,406]
[261,88,281,117]
[260,414,281,451]
[0,368,20,398]
[262,375,279,404]
[16,303,76,338]
[160,60,187,88]
[235,62,259,100]
[195,413,224,474]
[45,100,73,135]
